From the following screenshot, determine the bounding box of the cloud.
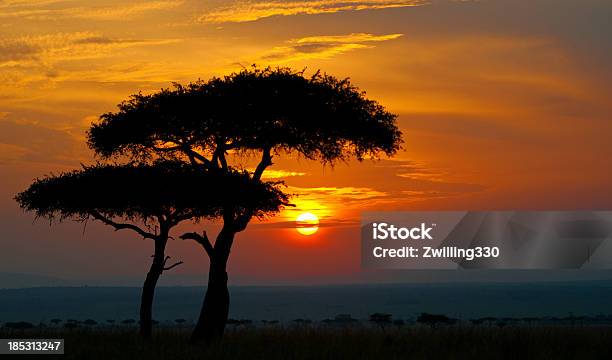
[291,186,388,199]
[260,33,403,62]
[0,39,39,63]
[260,185,388,226]
[286,186,388,214]
[377,159,485,194]
[1,32,177,63]
[255,169,308,179]
[67,1,184,20]
[0,0,184,20]
[294,33,403,44]
[251,218,358,229]
[399,190,464,201]
[0,1,71,6]
[392,161,447,182]
[0,32,180,87]
[198,0,426,24]
[0,119,82,165]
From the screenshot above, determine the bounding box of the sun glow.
[296,212,319,236]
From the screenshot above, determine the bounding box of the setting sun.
[296,212,320,236]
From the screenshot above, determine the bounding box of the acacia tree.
[87,66,402,342]
[15,161,288,337]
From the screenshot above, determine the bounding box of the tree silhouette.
[416,313,457,327]
[4,321,34,330]
[15,160,288,338]
[86,66,402,343]
[369,313,393,329]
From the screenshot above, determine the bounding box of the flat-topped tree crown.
[88,66,402,172]
[15,161,289,230]
[80,66,403,343]
[15,160,288,338]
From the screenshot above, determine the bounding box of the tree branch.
[152,145,182,152]
[89,211,157,240]
[164,261,183,271]
[186,151,197,165]
[218,151,227,170]
[162,256,184,271]
[212,142,227,170]
[211,150,219,168]
[179,231,214,257]
[167,211,196,227]
[253,146,273,180]
[185,148,212,166]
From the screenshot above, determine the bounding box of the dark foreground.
[1,326,611,359]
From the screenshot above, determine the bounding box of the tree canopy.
[16,66,402,344]
[87,66,402,168]
[15,161,289,230]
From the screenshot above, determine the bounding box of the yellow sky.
[1,0,612,282]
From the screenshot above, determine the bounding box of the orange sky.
[1,0,612,284]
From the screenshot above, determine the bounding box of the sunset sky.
[1,0,612,285]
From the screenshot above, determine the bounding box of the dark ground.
[2,326,612,359]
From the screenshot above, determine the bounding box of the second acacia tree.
[16,161,288,337]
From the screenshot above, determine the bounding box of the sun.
[295,212,319,236]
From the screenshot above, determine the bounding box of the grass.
[1,326,611,359]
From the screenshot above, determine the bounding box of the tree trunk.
[139,238,166,337]
[190,228,234,344]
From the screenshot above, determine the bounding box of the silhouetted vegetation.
[369,313,393,328]
[1,326,611,359]
[85,66,402,343]
[16,161,288,338]
[417,313,457,326]
[322,314,360,327]
[291,318,313,326]
[393,319,405,327]
[4,321,34,330]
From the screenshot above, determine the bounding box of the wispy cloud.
[279,185,388,220]
[251,218,358,230]
[198,0,426,24]
[291,186,388,199]
[0,0,71,6]
[67,1,184,20]
[0,32,180,88]
[0,0,184,20]
[0,40,39,64]
[260,33,403,62]
[0,119,83,165]
[255,169,308,179]
[288,187,387,200]
[393,161,448,182]
[0,32,178,64]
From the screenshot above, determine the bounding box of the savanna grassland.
[2,326,611,359]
